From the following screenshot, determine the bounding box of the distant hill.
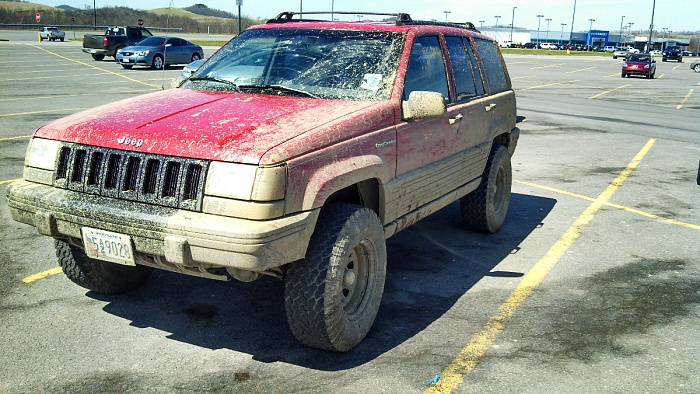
[56,5,79,11]
[184,3,235,19]
[0,1,260,34]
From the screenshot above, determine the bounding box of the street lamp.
[588,18,595,49]
[619,15,625,47]
[444,10,451,22]
[537,14,544,47]
[510,7,517,46]
[545,18,552,43]
[494,15,501,27]
[647,0,656,52]
[627,22,634,46]
[560,23,567,47]
[569,0,577,46]
[479,20,485,28]
[93,0,96,29]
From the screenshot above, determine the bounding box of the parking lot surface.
[1,33,699,393]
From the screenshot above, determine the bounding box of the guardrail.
[0,24,182,32]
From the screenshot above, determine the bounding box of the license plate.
[122,58,131,63]
[82,227,135,266]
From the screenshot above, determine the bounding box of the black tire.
[60,37,64,42]
[152,54,164,70]
[284,203,387,352]
[460,144,512,234]
[55,239,153,295]
[621,72,626,78]
[694,64,700,73]
[91,54,105,61]
[121,64,133,69]
[191,53,201,62]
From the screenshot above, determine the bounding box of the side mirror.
[164,43,172,48]
[402,91,446,120]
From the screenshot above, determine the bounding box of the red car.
[622,53,657,79]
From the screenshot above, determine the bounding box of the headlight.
[644,64,650,69]
[25,138,60,170]
[117,48,122,54]
[205,162,285,201]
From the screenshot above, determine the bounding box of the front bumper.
[7,180,319,272]
[116,53,152,67]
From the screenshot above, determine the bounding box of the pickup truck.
[39,27,65,42]
[82,26,153,61]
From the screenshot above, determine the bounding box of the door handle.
[485,103,497,112]
[449,114,463,125]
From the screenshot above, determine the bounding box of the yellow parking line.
[672,64,682,70]
[589,84,631,99]
[657,74,665,79]
[522,80,579,91]
[21,267,63,284]
[0,108,90,118]
[30,45,161,89]
[677,89,694,109]
[0,178,22,185]
[0,135,32,142]
[426,139,656,394]
[515,180,700,230]
[566,66,596,74]
[605,72,621,77]
[1,73,109,82]
[531,63,566,69]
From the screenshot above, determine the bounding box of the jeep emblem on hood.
[117,136,144,147]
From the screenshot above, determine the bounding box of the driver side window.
[403,36,449,101]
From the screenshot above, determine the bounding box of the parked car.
[662,45,683,62]
[39,27,65,42]
[170,58,207,88]
[540,43,558,49]
[116,36,203,69]
[650,49,662,55]
[622,53,656,79]
[82,26,153,61]
[7,11,519,352]
[604,46,615,52]
[612,47,631,59]
[523,42,538,49]
[690,60,700,72]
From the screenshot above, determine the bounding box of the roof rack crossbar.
[268,11,413,26]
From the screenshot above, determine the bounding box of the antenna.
[162,0,173,89]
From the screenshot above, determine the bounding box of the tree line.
[0,4,259,34]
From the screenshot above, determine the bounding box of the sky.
[33,0,700,33]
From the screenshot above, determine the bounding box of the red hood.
[35,89,396,165]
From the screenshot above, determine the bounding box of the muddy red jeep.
[7,12,518,351]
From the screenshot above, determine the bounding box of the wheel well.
[493,133,508,149]
[326,179,380,216]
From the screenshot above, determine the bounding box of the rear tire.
[55,239,153,295]
[284,203,387,352]
[191,53,201,62]
[694,64,700,73]
[460,145,512,234]
[91,54,105,61]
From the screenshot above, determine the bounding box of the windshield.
[184,28,404,101]
[136,36,166,47]
[629,55,651,62]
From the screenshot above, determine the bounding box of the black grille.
[53,143,208,211]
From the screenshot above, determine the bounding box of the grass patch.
[190,40,230,47]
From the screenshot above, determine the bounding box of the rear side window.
[445,36,485,102]
[403,36,449,101]
[473,39,510,94]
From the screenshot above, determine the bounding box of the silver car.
[116,36,203,70]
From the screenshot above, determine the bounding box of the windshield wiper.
[243,84,318,99]
[188,76,241,92]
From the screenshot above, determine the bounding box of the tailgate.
[83,35,105,49]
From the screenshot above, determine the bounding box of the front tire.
[460,145,512,233]
[285,203,387,352]
[55,239,153,295]
[191,53,201,62]
[694,64,700,73]
[152,54,164,70]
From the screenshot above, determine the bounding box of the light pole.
[494,15,501,27]
[619,15,625,47]
[331,0,334,22]
[588,18,595,49]
[537,14,544,47]
[647,0,656,52]
[510,7,517,46]
[569,0,577,47]
[444,11,451,22]
[545,18,552,43]
[627,22,634,46]
[479,20,485,28]
[237,0,242,34]
[93,0,96,29]
[560,23,567,47]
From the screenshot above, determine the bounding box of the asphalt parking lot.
[1,32,699,393]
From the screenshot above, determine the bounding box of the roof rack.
[267,12,480,32]
[268,11,413,25]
